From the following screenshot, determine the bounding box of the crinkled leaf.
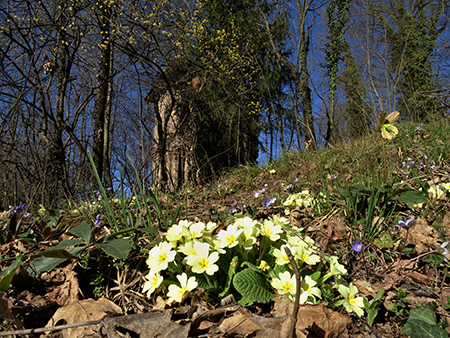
[69,221,91,243]
[96,239,131,260]
[233,268,275,304]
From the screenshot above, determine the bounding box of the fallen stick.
[0,319,101,337]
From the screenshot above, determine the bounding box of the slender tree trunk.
[92,1,114,187]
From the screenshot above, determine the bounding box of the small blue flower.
[263,196,276,207]
[352,241,363,252]
[254,188,266,198]
[402,162,406,167]
[430,164,435,169]
[95,190,100,195]
[298,164,302,167]
[365,150,369,154]
[333,175,337,179]
[230,200,238,214]
[294,177,298,182]
[440,242,449,262]
[395,217,414,228]
[286,184,291,190]
[416,126,422,132]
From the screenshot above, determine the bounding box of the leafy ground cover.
[1,115,450,338]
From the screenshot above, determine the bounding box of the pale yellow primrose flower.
[167,273,198,304]
[261,219,283,241]
[146,241,176,272]
[271,271,296,298]
[142,270,163,297]
[166,223,189,247]
[203,221,217,234]
[187,222,205,239]
[338,283,365,317]
[186,241,219,275]
[329,256,348,276]
[217,224,243,249]
[239,226,257,250]
[299,275,322,304]
[273,244,296,266]
[210,237,226,254]
[178,241,197,257]
[235,216,260,237]
[296,244,321,266]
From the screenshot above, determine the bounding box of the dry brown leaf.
[217,310,261,337]
[295,304,351,338]
[44,263,79,307]
[44,297,121,338]
[0,292,15,320]
[402,217,439,254]
[218,299,349,338]
[102,312,190,338]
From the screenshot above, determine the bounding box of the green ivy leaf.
[96,238,131,260]
[374,232,394,249]
[403,305,448,338]
[421,253,444,266]
[69,221,91,243]
[233,268,275,304]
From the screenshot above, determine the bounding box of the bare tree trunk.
[258,0,317,151]
[92,1,114,187]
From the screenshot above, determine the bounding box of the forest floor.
[1,117,450,338]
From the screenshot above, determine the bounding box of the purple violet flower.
[94,214,102,227]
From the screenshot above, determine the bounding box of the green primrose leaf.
[233,268,276,304]
[219,256,238,298]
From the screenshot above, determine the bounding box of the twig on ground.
[284,246,301,338]
[0,320,101,337]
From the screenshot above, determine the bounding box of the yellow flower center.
[348,295,356,306]
[282,282,293,293]
[301,283,309,292]
[227,235,236,243]
[199,258,209,268]
[158,253,167,263]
